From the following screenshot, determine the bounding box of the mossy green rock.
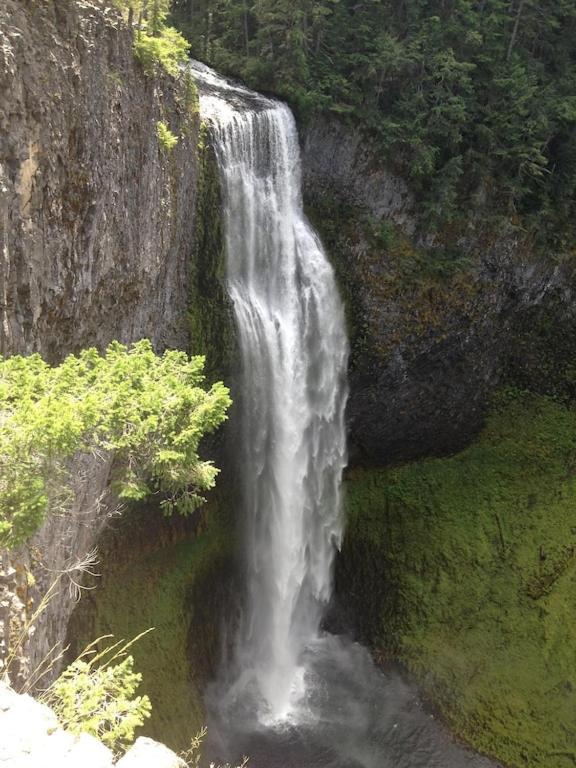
[67,494,234,752]
[339,393,576,767]
[188,127,237,383]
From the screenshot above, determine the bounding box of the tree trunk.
[507,0,525,61]
[243,0,250,57]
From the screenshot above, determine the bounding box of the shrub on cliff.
[0,340,231,549]
[43,635,152,753]
[133,24,190,77]
[156,120,179,151]
[114,0,190,77]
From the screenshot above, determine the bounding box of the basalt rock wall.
[303,117,576,465]
[0,0,198,360]
[0,0,201,687]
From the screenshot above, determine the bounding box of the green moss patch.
[306,191,481,368]
[68,500,233,752]
[340,393,576,767]
[188,130,237,383]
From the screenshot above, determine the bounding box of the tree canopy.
[171,0,576,250]
[0,340,231,549]
[114,0,191,76]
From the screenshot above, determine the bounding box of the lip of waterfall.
[191,60,276,116]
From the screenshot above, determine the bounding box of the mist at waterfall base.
[192,62,499,768]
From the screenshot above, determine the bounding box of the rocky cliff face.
[0,0,201,687]
[303,117,576,465]
[0,0,198,360]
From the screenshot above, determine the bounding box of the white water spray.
[192,63,348,722]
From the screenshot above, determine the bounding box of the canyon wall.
[303,118,576,766]
[303,117,576,465]
[0,0,198,360]
[0,0,201,687]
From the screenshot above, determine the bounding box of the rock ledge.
[0,683,186,768]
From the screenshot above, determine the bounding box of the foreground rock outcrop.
[0,683,185,768]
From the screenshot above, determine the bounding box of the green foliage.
[172,0,576,251]
[372,220,397,251]
[182,69,199,116]
[180,727,248,768]
[188,136,237,383]
[341,393,576,767]
[133,25,190,77]
[0,340,231,549]
[156,120,179,151]
[44,635,152,752]
[114,0,190,77]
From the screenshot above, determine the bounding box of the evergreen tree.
[171,0,576,248]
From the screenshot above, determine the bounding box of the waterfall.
[191,65,502,768]
[192,63,349,722]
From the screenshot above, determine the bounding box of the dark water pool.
[205,635,501,768]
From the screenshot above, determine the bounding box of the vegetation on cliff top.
[172,0,576,251]
[113,0,190,77]
[340,392,576,767]
[0,340,231,548]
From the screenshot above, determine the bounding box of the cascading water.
[192,62,348,722]
[192,62,501,768]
